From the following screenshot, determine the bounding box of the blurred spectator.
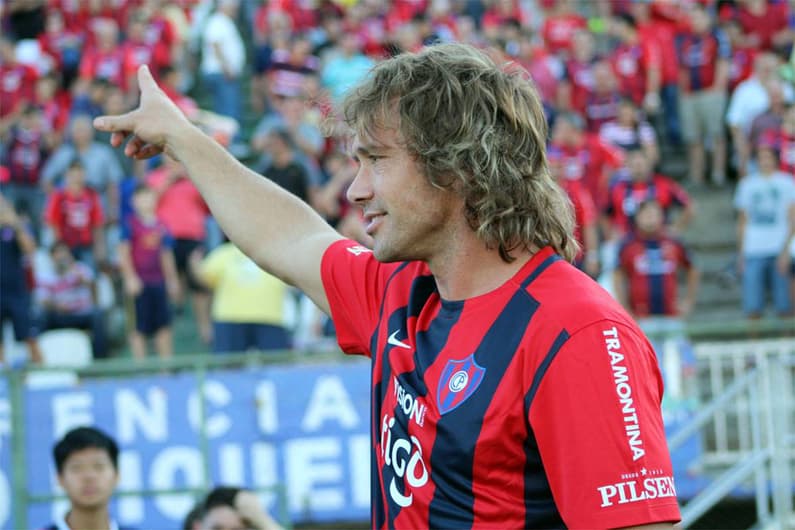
[37,241,108,358]
[727,52,792,176]
[736,0,793,54]
[614,199,699,320]
[599,97,659,165]
[748,81,787,156]
[321,32,375,103]
[558,29,599,114]
[734,144,795,318]
[722,17,757,93]
[188,486,283,530]
[200,0,245,123]
[0,36,39,133]
[631,0,682,145]
[251,94,324,184]
[604,148,693,241]
[41,114,123,221]
[118,184,180,360]
[549,111,623,210]
[78,18,125,90]
[193,240,291,353]
[549,151,600,278]
[608,12,661,115]
[0,193,42,365]
[1,104,54,235]
[33,74,70,139]
[42,427,131,530]
[259,128,312,205]
[676,2,730,186]
[38,9,84,88]
[44,158,106,266]
[147,156,212,344]
[541,0,586,57]
[514,26,562,109]
[268,33,320,101]
[120,10,158,99]
[70,77,111,120]
[584,60,623,133]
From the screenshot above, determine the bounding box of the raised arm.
[94,66,343,313]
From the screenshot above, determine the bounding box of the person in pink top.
[147,155,213,343]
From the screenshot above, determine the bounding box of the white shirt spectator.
[726,77,794,133]
[734,171,795,257]
[200,10,245,77]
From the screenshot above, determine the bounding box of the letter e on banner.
[52,392,93,439]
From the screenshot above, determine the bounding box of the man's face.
[58,447,118,510]
[635,203,663,234]
[347,124,462,264]
[198,506,246,530]
[627,152,650,181]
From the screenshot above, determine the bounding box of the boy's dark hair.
[637,198,661,214]
[614,12,637,30]
[203,485,242,511]
[50,240,73,255]
[53,426,119,473]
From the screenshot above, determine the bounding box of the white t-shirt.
[726,76,795,132]
[200,11,245,76]
[734,171,795,257]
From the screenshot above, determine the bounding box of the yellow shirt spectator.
[198,243,288,325]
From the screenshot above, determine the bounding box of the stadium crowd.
[1,0,794,365]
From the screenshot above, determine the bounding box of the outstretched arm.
[94,66,342,314]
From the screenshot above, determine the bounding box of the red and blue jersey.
[121,214,173,285]
[675,29,731,93]
[606,174,691,235]
[610,41,659,105]
[321,240,681,529]
[618,234,692,317]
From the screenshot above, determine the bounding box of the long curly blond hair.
[341,43,577,262]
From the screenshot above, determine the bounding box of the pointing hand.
[93,65,192,160]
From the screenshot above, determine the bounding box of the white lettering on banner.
[118,452,144,522]
[187,380,231,438]
[349,435,371,508]
[0,469,9,528]
[255,381,279,434]
[302,375,359,432]
[597,476,677,507]
[52,392,94,439]
[381,414,429,508]
[603,327,646,461]
[116,388,168,443]
[219,444,245,485]
[393,377,427,427]
[150,446,204,519]
[285,437,344,512]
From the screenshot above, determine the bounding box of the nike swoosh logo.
[387,330,412,349]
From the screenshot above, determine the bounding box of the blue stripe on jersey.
[522,254,562,287]
[370,261,411,530]
[427,289,541,529]
[523,330,570,529]
[523,428,566,529]
[524,330,570,408]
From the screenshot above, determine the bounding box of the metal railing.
[669,338,795,529]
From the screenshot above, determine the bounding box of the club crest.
[437,354,485,415]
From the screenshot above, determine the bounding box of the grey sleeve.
[40,147,72,185]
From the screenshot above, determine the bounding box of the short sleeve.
[528,321,681,528]
[733,180,749,211]
[320,239,398,357]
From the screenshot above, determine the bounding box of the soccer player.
[95,44,680,528]
[41,426,133,530]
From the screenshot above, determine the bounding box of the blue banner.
[2,360,372,530]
